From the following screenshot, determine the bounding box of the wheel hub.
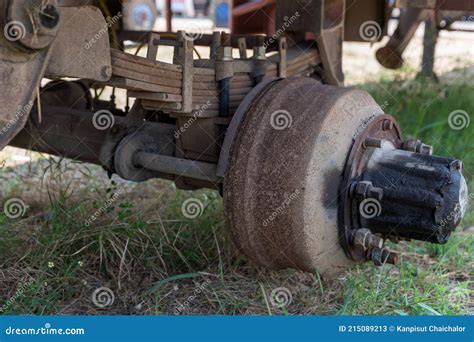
[225,77,468,277]
[339,115,468,265]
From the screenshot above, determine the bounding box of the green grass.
[360,74,474,172]
[0,71,473,316]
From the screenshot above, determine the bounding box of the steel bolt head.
[370,247,384,266]
[418,143,433,155]
[403,139,433,155]
[367,187,383,201]
[381,249,398,265]
[370,247,398,266]
[352,228,383,250]
[353,181,371,199]
[351,181,383,201]
[402,138,419,152]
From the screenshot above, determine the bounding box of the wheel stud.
[402,138,433,155]
[363,137,384,149]
[370,247,398,266]
[382,119,393,131]
[351,228,383,250]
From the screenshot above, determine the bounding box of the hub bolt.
[351,228,383,251]
[350,181,383,201]
[363,138,384,149]
[402,139,433,155]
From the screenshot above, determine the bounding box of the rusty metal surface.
[46,6,112,82]
[10,105,122,165]
[113,124,177,182]
[0,0,60,150]
[110,45,320,120]
[118,31,280,50]
[338,115,403,263]
[275,0,345,86]
[224,77,385,277]
[6,0,61,51]
[216,78,281,178]
[177,31,194,113]
[344,0,388,42]
[133,152,221,183]
[376,8,429,70]
[338,114,467,266]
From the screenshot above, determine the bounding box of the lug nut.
[418,144,433,155]
[370,247,383,266]
[350,181,383,201]
[382,249,398,265]
[370,247,398,266]
[352,228,383,251]
[402,139,433,155]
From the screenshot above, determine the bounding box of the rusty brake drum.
[224,77,387,277]
[224,77,467,277]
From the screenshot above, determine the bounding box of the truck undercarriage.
[0,0,470,277]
